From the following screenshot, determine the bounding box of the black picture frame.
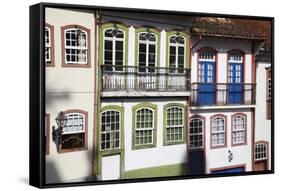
[29,2,274,188]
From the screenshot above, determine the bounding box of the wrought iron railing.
[101,65,191,92]
[190,83,256,106]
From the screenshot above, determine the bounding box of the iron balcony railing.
[101,65,191,92]
[191,83,256,106]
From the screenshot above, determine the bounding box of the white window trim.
[45,26,51,63]
[64,28,88,65]
[100,109,121,150]
[189,118,204,149]
[255,143,267,161]
[103,28,125,71]
[211,117,226,146]
[138,32,157,68]
[166,107,184,142]
[168,35,186,69]
[135,107,154,146]
[63,113,85,135]
[232,115,246,144]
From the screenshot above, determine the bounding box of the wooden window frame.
[132,103,157,150]
[210,114,227,149]
[61,25,91,68]
[254,141,268,161]
[100,109,121,151]
[189,115,205,150]
[163,103,186,146]
[103,27,125,71]
[231,113,247,146]
[58,109,88,153]
[45,23,55,67]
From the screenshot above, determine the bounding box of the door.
[101,155,120,180]
[211,166,245,174]
[254,160,268,171]
[228,62,243,104]
[188,117,205,175]
[198,61,216,105]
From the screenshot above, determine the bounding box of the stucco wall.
[190,37,253,84]
[255,62,271,169]
[190,108,253,173]
[101,98,188,172]
[45,8,97,183]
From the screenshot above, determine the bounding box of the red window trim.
[61,25,91,68]
[45,23,55,67]
[210,114,227,149]
[57,109,88,154]
[231,113,247,147]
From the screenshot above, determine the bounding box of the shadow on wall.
[45,90,71,107]
[45,160,62,184]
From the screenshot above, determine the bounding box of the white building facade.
[44,8,271,183]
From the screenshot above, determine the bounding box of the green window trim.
[165,31,190,69]
[163,103,186,146]
[134,27,161,67]
[97,105,125,178]
[132,102,158,150]
[99,23,129,67]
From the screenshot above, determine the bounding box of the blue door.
[211,167,245,174]
[198,61,216,105]
[228,62,243,104]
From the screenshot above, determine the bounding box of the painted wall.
[101,98,188,173]
[190,37,252,84]
[45,8,97,183]
[255,62,271,169]
[190,108,253,173]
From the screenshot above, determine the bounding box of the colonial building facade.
[45,7,271,183]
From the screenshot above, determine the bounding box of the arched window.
[168,35,185,73]
[45,26,51,63]
[232,114,246,145]
[45,23,54,66]
[101,110,121,150]
[189,117,204,149]
[138,32,157,72]
[227,50,244,83]
[104,28,125,71]
[61,25,90,67]
[166,106,184,143]
[198,49,216,83]
[255,142,268,161]
[135,108,154,145]
[60,110,88,152]
[211,115,226,148]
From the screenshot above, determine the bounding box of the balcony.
[191,83,256,107]
[101,65,191,97]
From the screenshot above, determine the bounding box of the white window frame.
[198,50,216,62]
[137,32,157,70]
[166,107,184,143]
[103,28,125,71]
[232,115,246,145]
[100,109,121,150]
[135,107,154,146]
[255,143,267,161]
[64,28,88,65]
[63,113,85,135]
[189,118,204,149]
[228,51,243,83]
[45,26,51,63]
[211,116,226,147]
[168,35,186,69]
